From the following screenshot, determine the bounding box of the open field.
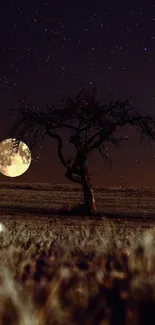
[1,183,155,324]
[0,181,155,248]
[0,212,155,324]
[0,182,155,218]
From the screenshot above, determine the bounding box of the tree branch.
[46,129,67,168]
[88,125,116,152]
[65,167,83,184]
[84,132,100,149]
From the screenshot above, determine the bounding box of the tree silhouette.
[9,87,155,215]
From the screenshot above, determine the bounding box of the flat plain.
[0,181,155,216]
[0,182,155,248]
[0,182,155,325]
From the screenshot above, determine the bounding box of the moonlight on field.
[0,138,31,177]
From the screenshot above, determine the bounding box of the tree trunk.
[65,153,96,216]
[81,172,96,216]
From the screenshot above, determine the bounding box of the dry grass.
[0,216,155,325]
[0,182,155,324]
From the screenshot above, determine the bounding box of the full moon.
[0,138,31,177]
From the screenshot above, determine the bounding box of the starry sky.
[0,0,155,187]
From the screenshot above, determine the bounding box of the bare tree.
[9,87,155,215]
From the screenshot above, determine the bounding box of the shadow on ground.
[0,203,154,221]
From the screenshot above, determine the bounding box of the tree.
[9,87,155,216]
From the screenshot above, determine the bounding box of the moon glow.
[0,138,31,177]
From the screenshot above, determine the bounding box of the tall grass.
[0,219,155,324]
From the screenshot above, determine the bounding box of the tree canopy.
[10,87,155,172]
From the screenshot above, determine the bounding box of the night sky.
[0,0,155,187]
